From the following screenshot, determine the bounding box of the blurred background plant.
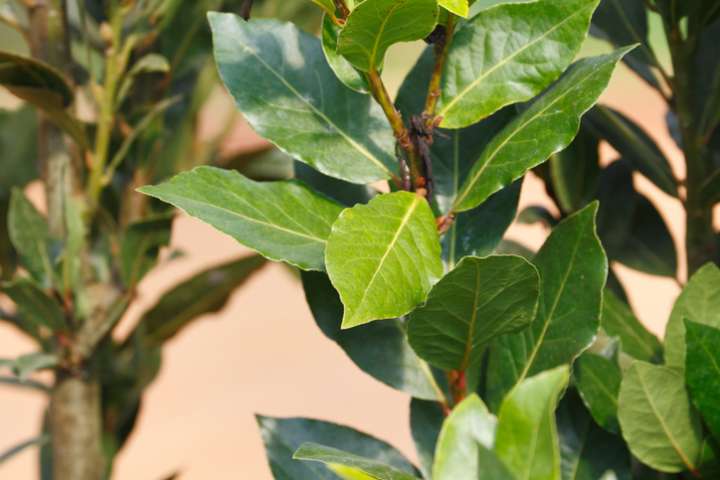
[0,1,320,479]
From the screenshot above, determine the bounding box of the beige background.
[2,39,718,479]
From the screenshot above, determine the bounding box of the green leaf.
[326,192,443,328]
[584,106,677,197]
[439,0,469,17]
[1,352,58,379]
[120,214,173,288]
[294,443,420,480]
[549,127,600,214]
[337,0,438,72]
[684,320,720,441]
[322,15,368,94]
[136,255,266,347]
[139,166,343,271]
[664,263,720,369]
[618,361,703,473]
[595,160,677,277]
[573,353,621,433]
[437,0,600,129]
[486,203,607,407]
[601,289,662,362]
[294,161,376,207]
[258,415,418,480]
[2,279,66,337]
[409,399,445,479]
[495,366,570,480]
[0,107,38,198]
[408,255,539,372]
[433,395,512,480]
[557,391,631,480]
[518,205,558,228]
[209,14,397,184]
[301,271,445,401]
[116,53,171,105]
[8,189,55,285]
[453,48,631,212]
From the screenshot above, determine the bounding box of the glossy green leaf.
[140,166,343,271]
[209,14,396,183]
[549,128,600,214]
[453,48,631,212]
[120,214,173,288]
[618,361,703,473]
[437,0,600,129]
[409,399,444,479]
[136,255,266,347]
[486,203,607,406]
[664,263,720,369]
[322,15,368,94]
[601,289,662,362]
[294,443,420,480]
[595,160,677,277]
[408,255,539,372]
[337,0,438,72]
[573,353,621,433]
[301,271,445,401]
[433,395,512,480]
[584,106,677,197]
[326,192,443,328]
[258,415,418,480]
[495,366,570,480]
[557,392,631,480]
[2,279,66,336]
[439,0,469,17]
[8,189,55,285]
[685,320,720,441]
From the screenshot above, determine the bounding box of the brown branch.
[423,15,457,126]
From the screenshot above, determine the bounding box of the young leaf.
[326,192,443,328]
[453,48,632,212]
[408,255,539,372]
[8,189,55,285]
[139,166,343,271]
[573,352,621,433]
[301,271,445,401]
[437,0,600,129]
[410,399,445,479]
[486,203,607,406]
[433,395,512,480]
[664,263,720,370]
[2,279,66,336]
[557,392,631,480]
[209,14,397,184]
[134,255,266,347]
[685,320,720,441]
[293,443,420,480]
[438,0,469,17]
[321,15,368,94]
[337,0,438,72]
[258,416,418,480]
[618,362,703,473]
[601,289,662,362]
[495,366,570,480]
[120,214,174,288]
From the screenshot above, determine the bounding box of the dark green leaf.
[140,166,343,271]
[258,415,418,480]
[453,48,631,212]
[618,361,703,473]
[701,169,720,207]
[2,279,66,336]
[209,14,397,184]
[437,0,600,129]
[549,127,601,213]
[408,255,539,372]
[301,271,445,402]
[518,205,558,228]
[337,0,438,72]
[326,192,443,328]
[557,391,631,480]
[409,399,444,479]
[321,15,368,94]
[0,107,38,197]
[294,161,376,207]
[120,214,173,287]
[573,352,621,433]
[487,203,607,406]
[293,443,420,480]
[8,189,55,285]
[664,263,720,369]
[685,320,720,441]
[137,255,266,347]
[495,366,570,480]
[1,352,58,379]
[584,106,677,196]
[601,289,661,362]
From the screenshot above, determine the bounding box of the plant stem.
[423,15,456,125]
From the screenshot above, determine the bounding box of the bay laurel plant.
[140,0,720,479]
[0,1,320,479]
